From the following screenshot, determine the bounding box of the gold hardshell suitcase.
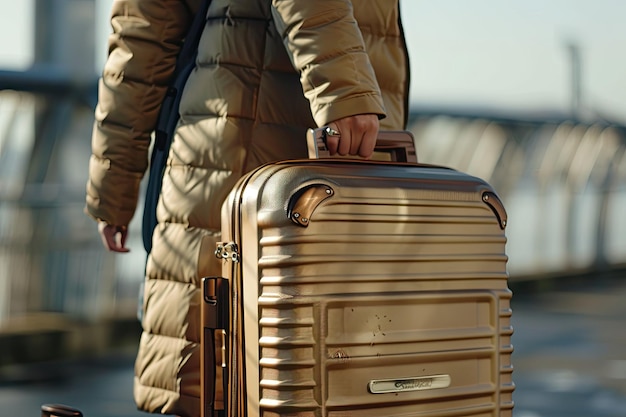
[202,129,514,417]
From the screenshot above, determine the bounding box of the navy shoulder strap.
[142,1,210,253]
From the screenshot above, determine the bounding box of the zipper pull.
[215,242,240,263]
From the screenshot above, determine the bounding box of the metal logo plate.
[368,374,451,394]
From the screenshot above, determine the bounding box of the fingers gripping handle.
[306,127,418,163]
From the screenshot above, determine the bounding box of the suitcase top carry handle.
[307,127,418,163]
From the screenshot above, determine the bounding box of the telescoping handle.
[306,127,418,163]
[201,277,229,417]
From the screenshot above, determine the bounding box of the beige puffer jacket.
[85,0,409,416]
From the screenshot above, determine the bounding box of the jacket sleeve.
[271,0,387,127]
[85,0,198,226]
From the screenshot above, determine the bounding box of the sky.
[400,1,626,122]
[1,0,625,123]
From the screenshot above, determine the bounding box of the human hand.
[325,114,380,158]
[98,221,130,253]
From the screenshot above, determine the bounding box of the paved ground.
[2,277,626,417]
[511,277,626,417]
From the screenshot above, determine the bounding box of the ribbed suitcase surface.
[212,159,514,417]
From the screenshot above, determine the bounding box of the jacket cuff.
[312,93,387,127]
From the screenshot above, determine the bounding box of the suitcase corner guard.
[482,191,508,230]
[287,183,335,227]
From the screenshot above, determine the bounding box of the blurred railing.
[409,110,626,279]
[2,68,625,331]
[0,70,144,331]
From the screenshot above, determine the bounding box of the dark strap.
[141,1,211,253]
[202,277,230,417]
[204,328,217,417]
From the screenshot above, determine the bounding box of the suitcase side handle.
[306,127,418,163]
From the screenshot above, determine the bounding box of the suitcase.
[201,128,514,417]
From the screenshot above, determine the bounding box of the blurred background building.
[0,0,625,374]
